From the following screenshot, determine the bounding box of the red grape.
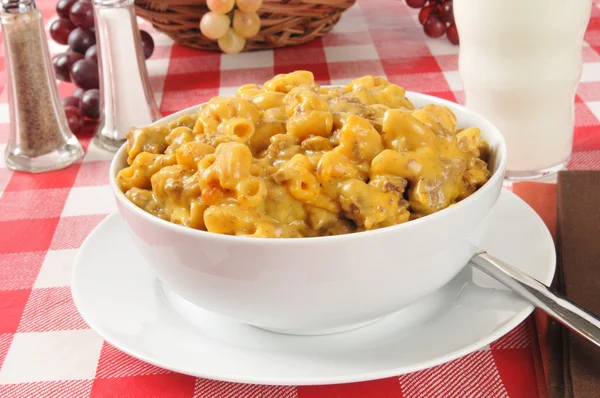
[81,89,100,120]
[419,5,433,25]
[85,45,98,63]
[52,54,72,82]
[139,30,154,59]
[72,87,85,101]
[70,59,99,89]
[440,0,454,24]
[424,14,446,38]
[70,1,95,29]
[447,23,459,45]
[52,51,83,82]
[68,27,96,54]
[61,96,80,108]
[50,18,75,45]
[64,106,84,134]
[66,49,84,63]
[56,0,78,19]
[406,0,426,8]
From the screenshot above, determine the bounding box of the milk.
[454,0,592,179]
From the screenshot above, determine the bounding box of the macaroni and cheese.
[116,71,492,238]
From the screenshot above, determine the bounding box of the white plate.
[72,189,555,386]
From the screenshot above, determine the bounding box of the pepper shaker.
[1,0,83,173]
[93,0,161,152]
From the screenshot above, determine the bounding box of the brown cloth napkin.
[546,170,600,398]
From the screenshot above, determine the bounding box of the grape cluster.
[407,0,458,45]
[199,0,262,54]
[50,0,155,134]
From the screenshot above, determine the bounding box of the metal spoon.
[470,251,600,347]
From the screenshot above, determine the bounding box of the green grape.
[200,12,231,40]
[232,10,260,38]
[236,0,262,13]
[218,28,246,54]
[207,0,235,13]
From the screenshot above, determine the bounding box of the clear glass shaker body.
[93,0,160,152]
[2,0,83,173]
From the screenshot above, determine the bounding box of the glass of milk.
[454,0,592,180]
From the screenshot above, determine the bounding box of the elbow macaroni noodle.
[117,71,492,238]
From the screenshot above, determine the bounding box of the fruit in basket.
[50,0,155,125]
[236,0,262,13]
[200,0,262,54]
[232,10,261,38]
[218,28,246,54]
[407,0,458,44]
[207,0,235,14]
[200,11,231,40]
[199,0,262,54]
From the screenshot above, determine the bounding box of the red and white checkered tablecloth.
[1,0,600,396]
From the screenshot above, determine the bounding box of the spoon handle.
[470,251,600,347]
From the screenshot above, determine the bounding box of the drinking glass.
[454,0,592,180]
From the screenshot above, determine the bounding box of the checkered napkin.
[2,0,600,396]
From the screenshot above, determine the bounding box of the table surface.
[1,0,600,396]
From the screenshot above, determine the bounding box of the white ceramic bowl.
[109,92,507,335]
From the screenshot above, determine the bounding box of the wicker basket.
[134,0,356,52]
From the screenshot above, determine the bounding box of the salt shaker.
[93,0,161,152]
[1,0,83,173]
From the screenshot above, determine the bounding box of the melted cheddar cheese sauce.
[117,71,492,238]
